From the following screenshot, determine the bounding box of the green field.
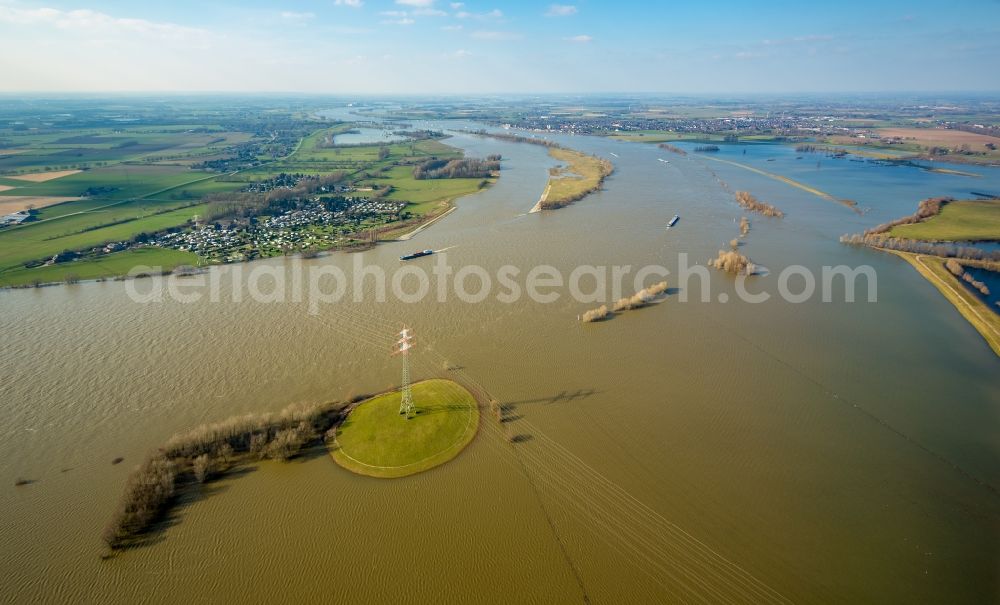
[0,203,208,274]
[375,165,488,215]
[0,247,199,288]
[890,200,1000,241]
[0,129,248,176]
[0,115,496,285]
[329,379,480,479]
[0,164,221,202]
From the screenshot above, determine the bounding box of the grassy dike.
[890,251,1000,356]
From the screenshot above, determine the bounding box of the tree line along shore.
[101,397,355,551]
[842,196,1000,356]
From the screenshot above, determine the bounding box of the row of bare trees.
[580,281,669,322]
[865,197,952,235]
[412,156,500,180]
[735,191,784,218]
[658,143,687,156]
[103,398,349,549]
[946,259,992,296]
[472,130,560,148]
[840,233,1000,262]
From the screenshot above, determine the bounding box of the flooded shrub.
[610,281,669,313]
[192,454,211,484]
[740,216,750,236]
[658,143,687,156]
[249,433,269,458]
[734,191,783,218]
[103,455,177,548]
[324,426,339,444]
[265,422,316,460]
[581,305,609,322]
[214,443,234,467]
[104,399,346,548]
[710,250,756,275]
[961,272,991,295]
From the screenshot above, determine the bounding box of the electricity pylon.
[393,326,415,418]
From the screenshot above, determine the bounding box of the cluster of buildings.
[243,173,308,193]
[495,114,879,139]
[1,210,30,227]
[150,198,407,261]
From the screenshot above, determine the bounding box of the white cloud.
[382,17,415,25]
[380,10,408,17]
[280,11,315,23]
[456,9,503,20]
[450,2,465,9]
[396,0,435,6]
[545,4,577,17]
[0,6,207,41]
[450,49,472,58]
[471,30,521,40]
[334,0,364,6]
[414,8,447,16]
[442,24,464,31]
[566,34,592,43]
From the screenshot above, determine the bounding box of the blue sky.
[0,0,997,93]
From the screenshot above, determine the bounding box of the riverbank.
[888,250,1000,356]
[844,197,1000,356]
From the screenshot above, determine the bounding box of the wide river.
[2,110,999,603]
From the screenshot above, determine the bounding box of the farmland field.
[0,247,199,288]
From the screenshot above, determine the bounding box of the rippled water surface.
[2,120,999,603]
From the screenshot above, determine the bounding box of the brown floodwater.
[1,128,999,603]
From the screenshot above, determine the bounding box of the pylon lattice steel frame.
[394,327,415,417]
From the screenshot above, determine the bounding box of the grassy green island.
[329,379,480,479]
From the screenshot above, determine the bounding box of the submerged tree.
[710,250,756,275]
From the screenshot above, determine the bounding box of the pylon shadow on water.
[503,389,601,407]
